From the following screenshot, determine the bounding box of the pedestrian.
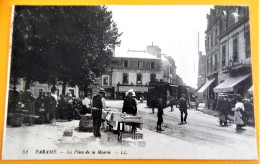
[232,94,246,131]
[57,94,68,119]
[67,93,74,121]
[151,97,157,114]
[216,94,228,126]
[157,98,164,132]
[81,92,91,114]
[195,96,199,111]
[178,94,188,124]
[44,92,57,123]
[8,87,20,114]
[169,96,174,112]
[92,88,106,137]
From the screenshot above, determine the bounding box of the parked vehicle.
[147,82,189,108]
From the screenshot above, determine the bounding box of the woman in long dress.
[233,94,245,131]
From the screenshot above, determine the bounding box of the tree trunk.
[62,80,66,95]
[83,84,88,95]
[25,77,31,90]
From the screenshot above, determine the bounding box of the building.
[94,45,177,99]
[12,78,79,98]
[198,6,252,108]
[197,51,207,101]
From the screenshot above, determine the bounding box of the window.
[123,60,128,67]
[150,74,156,82]
[138,61,143,68]
[137,74,142,84]
[245,30,251,58]
[102,75,109,86]
[215,28,218,45]
[211,33,213,48]
[222,45,226,66]
[122,73,128,84]
[39,89,43,96]
[169,65,172,75]
[207,59,210,73]
[215,54,217,71]
[210,56,213,71]
[233,38,238,62]
[150,62,155,69]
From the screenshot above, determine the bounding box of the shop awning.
[248,85,253,95]
[197,79,215,93]
[214,74,251,93]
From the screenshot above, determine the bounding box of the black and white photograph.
[2,5,257,160]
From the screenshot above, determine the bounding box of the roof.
[115,49,160,59]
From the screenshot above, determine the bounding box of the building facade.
[94,45,177,99]
[199,6,252,108]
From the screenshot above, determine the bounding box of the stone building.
[94,45,177,99]
[199,6,252,108]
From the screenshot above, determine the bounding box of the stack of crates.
[120,132,143,140]
[79,114,93,132]
[101,132,119,145]
[120,132,145,146]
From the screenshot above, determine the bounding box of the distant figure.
[169,96,174,112]
[195,96,199,111]
[233,94,245,131]
[216,94,228,126]
[178,94,188,124]
[151,98,157,114]
[57,94,68,119]
[21,89,35,116]
[8,87,20,114]
[44,92,57,123]
[157,98,164,132]
[81,92,91,114]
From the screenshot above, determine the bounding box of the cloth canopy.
[214,74,251,93]
[197,79,215,93]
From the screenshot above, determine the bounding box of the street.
[2,100,257,160]
[106,100,257,148]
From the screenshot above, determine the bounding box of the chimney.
[146,45,161,58]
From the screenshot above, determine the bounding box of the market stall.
[102,108,143,135]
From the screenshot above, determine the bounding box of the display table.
[102,109,143,134]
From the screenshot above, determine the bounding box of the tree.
[11,6,121,94]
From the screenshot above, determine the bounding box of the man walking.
[178,94,188,124]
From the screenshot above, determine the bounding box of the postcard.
[2,5,257,160]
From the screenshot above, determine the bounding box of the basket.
[10,113,24,127]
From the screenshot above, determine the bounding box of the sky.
[107,5,213,88]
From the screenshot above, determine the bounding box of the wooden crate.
[119,132,143,140]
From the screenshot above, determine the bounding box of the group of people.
[8,87,106,125]
[216,93,252,131]
[151,94,188,132]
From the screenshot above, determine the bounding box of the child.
[157,98,164,132]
